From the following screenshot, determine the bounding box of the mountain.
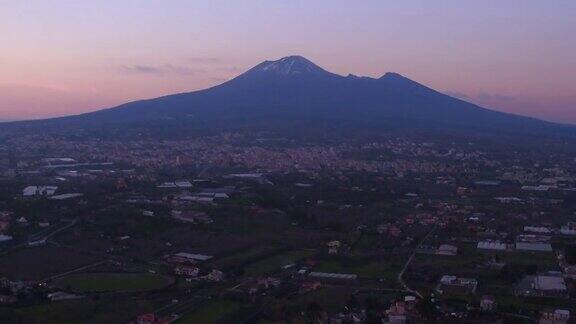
[0,118,18,123]
[3,55,573,138]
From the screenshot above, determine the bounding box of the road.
[0,219,77,257]
[397,227,436,299]
[155,287,215,318]
[45,260,111,281]
[36,219,77,241]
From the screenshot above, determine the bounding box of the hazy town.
[0,129,575,323]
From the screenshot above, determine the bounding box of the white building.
[560,223,576,235]
[0,234,13,242]
[515,242,553,252]
[22,186,58,197]
[540,309,570,324]
[477,241,507,251]
[173,252,213,262]
[437,244,458,256]
[49,193,83,200]
[524,226,552,234]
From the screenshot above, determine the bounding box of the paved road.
[397,228,436,299]
[155,288,214,318]
[0,220,77,257]
[45,259,111,281]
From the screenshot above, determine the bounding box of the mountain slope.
[4,55,573,137]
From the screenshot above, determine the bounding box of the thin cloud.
[210,77,229,83]
[217,66,243,72]
[477,93,515,102]
[122,65,161,74]
[186,57,222,64]
[444,91,470,100]
[120,64,205,76]
[445,91,517,103]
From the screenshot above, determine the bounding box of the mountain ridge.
[2,55,573,139]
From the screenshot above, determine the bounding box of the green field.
[410,243,487,277]
[245,250,314,276]
[495,295,576,313]
[13,297,155,324]
[497,252,558,269]
[210,245,280,269]
[177,300,242,323]
[412,253,481,269]
[56,273,173,293]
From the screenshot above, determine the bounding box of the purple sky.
[1,1,575,123]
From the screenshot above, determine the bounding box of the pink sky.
[1,1,575,123]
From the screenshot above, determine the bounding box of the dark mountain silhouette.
[3,55,574,137]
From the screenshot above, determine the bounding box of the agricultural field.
[8,296,155,324]
[55,273,174,293]
[496,252,559,270]
[244,249,314,276]
[0,246,101,280]
[177,300,244,324]
[209,245,281,269]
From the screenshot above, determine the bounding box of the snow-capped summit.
[253,55,328,76]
